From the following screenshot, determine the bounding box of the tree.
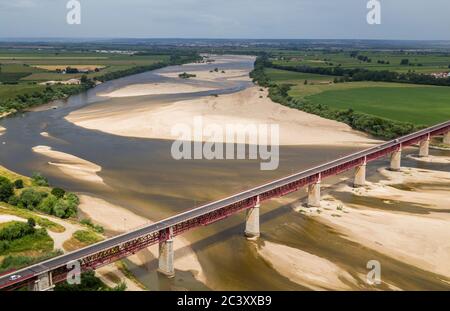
[14,179,24,189]
[32,172,49,187]
[19,188,44,209]
[37,195,57,214]
[400,59,409,65]
[0,177,14,202]
[51,188,66,199]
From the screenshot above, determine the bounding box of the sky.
[1,0,450,40]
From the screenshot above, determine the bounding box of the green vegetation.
[63,230,103,252]
[306,86,450,126]
[0,221,53,256]
[251,54,450,139]
[179,72,197,79]
[0,169,79,219]
[80,218,104,234]
[55,271,126,291]
[0,203,65,233]
[272,50,450,74]
[0,250,63,273]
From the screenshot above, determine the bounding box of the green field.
[264,68,450,126]
[264,68,336,82]
[0,52,169,82]
[306,86,450,126]
[271,50,450,74]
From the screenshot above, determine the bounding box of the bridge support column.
[390,149,402,171]
[444,131,450,145]
[353,161,367,188]
[158,228,175,278]
[28,271,54,291]
[245,197,260,240]
[419,136,430,157]
[308,181,321,207]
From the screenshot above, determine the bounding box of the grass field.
[306,86,450,125]
[0,51,169,82]
[265,68,450,126]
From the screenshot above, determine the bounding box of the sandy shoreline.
[99,82,219,98]
[157,69,251,83]
[32,146,104,184]
[77,194,207,286]
[67,86,377,146]
[299,164,450,280]
[258,241,356,290]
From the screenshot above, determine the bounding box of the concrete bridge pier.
[444,131,450,145]
[308,180,321,207]
[245,197,260,240]
[158,228,175,278]
[419,136,430,157]
[28,271,54,291]
[390,149,402,171]
[353,161,367,187]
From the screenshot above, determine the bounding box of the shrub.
[0,176,14,202]
[31,172,49,187]
[18,188,44,209]
[14,179,24,189]
[37,195,58,214]
[7,195,19,206]
[65,193,80,206]
[0,222,35,241]
[80,219,105,234]
[51,188,66,199]
[53,198,77,219]
[0,241,10,253]
[27,218,36,228]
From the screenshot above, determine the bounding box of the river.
[0,55,449,290]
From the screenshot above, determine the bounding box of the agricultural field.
[265,68,450,126]
[0,50,169,82]
[271,50,450,74]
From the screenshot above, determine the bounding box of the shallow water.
[1,56,449,290]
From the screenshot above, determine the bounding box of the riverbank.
[292,158,450,281]
[67,86,377,146]
[77,194,207,286]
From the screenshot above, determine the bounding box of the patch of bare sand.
[99,83,218,98]
[66,86,377,146]
[0,215,27,223]
[158,69,251,83]
[304,166,450,279]
[407,154,450,164]
[258,241,356,290]
[32,146,104,184]
[0,125,5,136]
[77,194,206,285]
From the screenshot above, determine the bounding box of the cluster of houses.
[430,72,450,79]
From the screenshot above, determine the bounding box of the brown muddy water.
[1,56,449,290]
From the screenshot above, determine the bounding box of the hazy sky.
[1,0,450,40]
